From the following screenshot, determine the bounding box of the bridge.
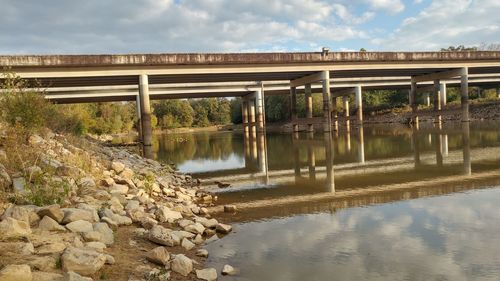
[1,51,500,148]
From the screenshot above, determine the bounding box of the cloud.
[365,0,405,14]
[0,0,371,54]
[373,0,500,50]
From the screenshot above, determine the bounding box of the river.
[150,121,500,281]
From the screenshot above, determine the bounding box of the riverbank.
[0,126,232,280]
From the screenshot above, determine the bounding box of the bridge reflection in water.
[194,121,500,221]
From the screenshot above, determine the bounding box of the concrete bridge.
[1,51,500,147]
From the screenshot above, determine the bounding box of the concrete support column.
[247,98,256,131]
[290,86,298,132]
[461,67,470,122]
[433,79,442,123]
[331,97,338,131]
[410,81,419,125]
[342,96,350,118]
[256,90,264,132]
[440,83,447,106]
[322,71,332,132]
[136,94,142,142]
[241,99,249,133]
[139,74,152,147]
[355,86,363,123]
[305,83,313,132]
[425,93,431,107]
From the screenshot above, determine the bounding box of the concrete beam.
[290,71,329,88]
[412,68,467,83]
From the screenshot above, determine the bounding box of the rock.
[119,168,134,180]
[100,178,114,187]
[196,268,217,281]
[195,217,218,229]
[37,204,64,223]
[56,165,80,178]
[0,164,12,188]
[148,225,179,247]
[146,246,170,266]
[140,217,158,230]
[193,234,204,245]
[2,205,37,225]
[63,271,93,281]
[224,205,237,212]
[171,254,193,277]
[100,217,118,228]
[29,256,57,271]
[171,230,195,240]
[32,271,64,281]
[125,200,140,211]
[181,238,195,251]
[155,206,183,223]
[0,264,32,281]
[178,219,194,228]
[82,231,102,242]
[0,217,31,240]
[66,220,93,233]
[185,222,205,235]
[109,184,128,195]
[38,216,66,232]
[61,247,106,276]
[62,208,95,224]
[12,177,26,193]
[104,254,115,265]
[85,242,106,252]
[93,223,114,246]
[196,249,209,258]
[36,242,67,254]
[78,177,96,189]
[0,242,34,255]
[222,264,238,276]
[216,223,232,234]
[111,161,125,173]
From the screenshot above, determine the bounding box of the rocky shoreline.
[0,131,233,281]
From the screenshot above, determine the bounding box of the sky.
[0,0,498,54]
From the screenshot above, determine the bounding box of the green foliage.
[440,45,478,52]
[230,98,243,124]
[0,73,53,134]
[265,95,290,122]
[154,100,194,129]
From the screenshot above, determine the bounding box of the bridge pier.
[424,93,431,107]
[322,71,332,132]
[139,74,152,147]
[256,89,265,132]
[247,98,256,132]
[331,96,339,131]
[241,98,249,133]
[136,94,142,142]
[461,68,470,122]
[343,96,350,120]
[290,86,298,132]
[433,79,442,123]
[355,86,363,124]
[440,83,447,106]
[305,83,313,132]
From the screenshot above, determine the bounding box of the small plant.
[55,256,62,269]
[142,172,156,195]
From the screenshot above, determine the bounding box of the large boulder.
[148,225,180,247]
[111,161,125,174]
[2,205,38,225]
[0,264,32,281]
[216,223,233,234]
[36,242,67,255]
[61,247,106,276]
[38,216,66,232]
[0,217,31,240]
[171,254,193,277]
[37,204,64,223]
[61,209,95,224]
[66,220,93,233]
[93,223,114,246]
[0,242,34,255]
[145,246,170,266]
[155,206,182,223]
[184,222,205,235]
[196,268,217,281]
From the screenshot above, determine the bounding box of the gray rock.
[171,254,193,277]
[146,246,170,266]
[119,168,134,180]
[28,256,57,271]
[78,177,96,189]
[62,208,95,224]
[61,247,106,276]
[66,220,93,233]
[0,264,32,281]
[109,184,128,195]
[185,222,205,235]
[0,242,34,255]
[36,242,67,254]
[100,177,114,187]
[148,225,179,247]
[2,205,38,225]
[196,268,217,281]
[181,238,195,251]
[195,217,218,229]
[82,231,102,242]
[155,206,182,223]
[37,204,64,223]
[111,161,125,173]
[93,222,114,246]
[222,264,238,276]
[39,216,66,232]
[216,223,233,234]
[0,217,31,240]
[196,249,209,258]
[63,271,93,281]
[12,177,26,193]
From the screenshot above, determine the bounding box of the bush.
[0,73,54,135]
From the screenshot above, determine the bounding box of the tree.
[440,45,478,52]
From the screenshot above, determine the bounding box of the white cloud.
[374,0,500,50]
[365,0,405,14]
